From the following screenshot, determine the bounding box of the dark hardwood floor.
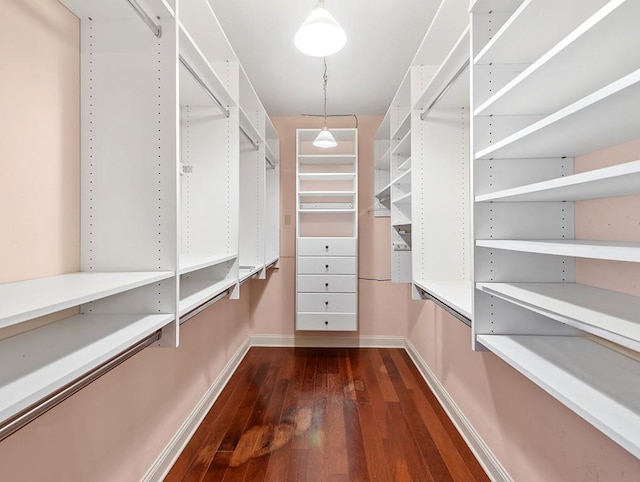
[166,347,489,481]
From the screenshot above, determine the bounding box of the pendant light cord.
[322,57,328,127]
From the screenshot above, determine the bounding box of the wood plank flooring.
[165,347,489,482]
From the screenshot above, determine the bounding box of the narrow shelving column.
[296,128,358,331]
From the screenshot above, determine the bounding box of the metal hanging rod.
[239,126,260,151]
[179,56,231,118]
[180,289,231,325]
[125,0,162,38]
[419,59,470,121]
[0,330,161,442]
[266,157,275,169]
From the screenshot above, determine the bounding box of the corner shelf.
[477,334,640,459]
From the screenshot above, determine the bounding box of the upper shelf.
[477,282,640,352]
[469,0,521,14]
[179,253,237,275]
[391,111,411,142]
[477,334,640,459]
[298,154,356,165]
[60,0,174,20]
[414,28,470,114]
[475,68,640,159]
[476,239,640,263]
[474,0,608,65]
[475,1,640,116]
[476,160,640,203]
[392,131,412,158]
[0,271,174,329]
[179,277,236,316]
[298,173,356,182]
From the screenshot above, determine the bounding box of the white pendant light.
[313,58,337,149]
[295,1,347,57]
[313,126,337,148]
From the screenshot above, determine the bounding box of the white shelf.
[298,173,356,181]
[239,265,262,282]
[393,192,412,204]
[476,160,640,202]
[477,334,640,459]
[414,279,472,319]
[391,130,412,158]
[476,239,640,262]
[0,272,174,329]
[469,0,521,13]
[299,191,356,198]
[375,184,391,201]
[474,0,608,65]
[398,157,412,171]
[392,221,412,230]
[179,253,237,275]
[476,68,640,159]
[414,28,470,112]
[298,209,357,214]
[60,0,174,19]
[298,154,356,165]
[179,277,236,316]
[475,1,640,116]
[375,146,392,169]
[477,282,640,351]
[0,313,173,423]
[391,110,411,141]
[178,23,236,109]
[392,169,412,187]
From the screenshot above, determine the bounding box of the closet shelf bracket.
[125,0,162,38]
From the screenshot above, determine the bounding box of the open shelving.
[1,0,279,435]
[471,0,640,458]
[296,128,358,331]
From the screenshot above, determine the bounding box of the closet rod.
[416,287,471,327]
[0,330,161,443]
[179,56,231,118]
[180,289,231,325]
[419,59,470,121]
[240,126,260,151]
[125,0,162,38]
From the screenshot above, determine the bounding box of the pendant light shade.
[295,1,347,57]
[313,126,338,148]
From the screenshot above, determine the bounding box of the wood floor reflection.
[165,347,490,481]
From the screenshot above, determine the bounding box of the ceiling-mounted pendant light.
[313,58,337,149]
[295,0,347,57]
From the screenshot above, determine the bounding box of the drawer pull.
[325,282,329,288]
[325,320,329,326]
[325,264,329,270]
[324,301,329,306]
[325,245,329,251]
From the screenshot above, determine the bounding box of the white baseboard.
[141,338,251,482]
[404,339,511,482]
[250,334,405,348]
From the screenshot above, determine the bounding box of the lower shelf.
[477,334,640,459]
[296,312,357,331]
[413,279,472,319]
[179,278,237,316]
[0,313,173,423]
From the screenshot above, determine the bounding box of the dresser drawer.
[298,237,357,256]
[297,293,357,313]
[296,313,357,331]
[297,257,356,275]
[297,275,357,293]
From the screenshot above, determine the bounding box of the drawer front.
[298,238,357,256]
[297,293,357,313]
[297,257,357,275]
[296,313,357,331]
[297,275,357,293]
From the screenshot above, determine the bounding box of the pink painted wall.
[250,115,409,339]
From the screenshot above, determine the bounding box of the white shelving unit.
[409,1,471,315]
[0,0,279,435]
[296,128,358,331]
[471,0,640,458]
[374,112,391,216]
[265,118,280,267]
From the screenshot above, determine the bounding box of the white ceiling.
[208,0,442,116]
